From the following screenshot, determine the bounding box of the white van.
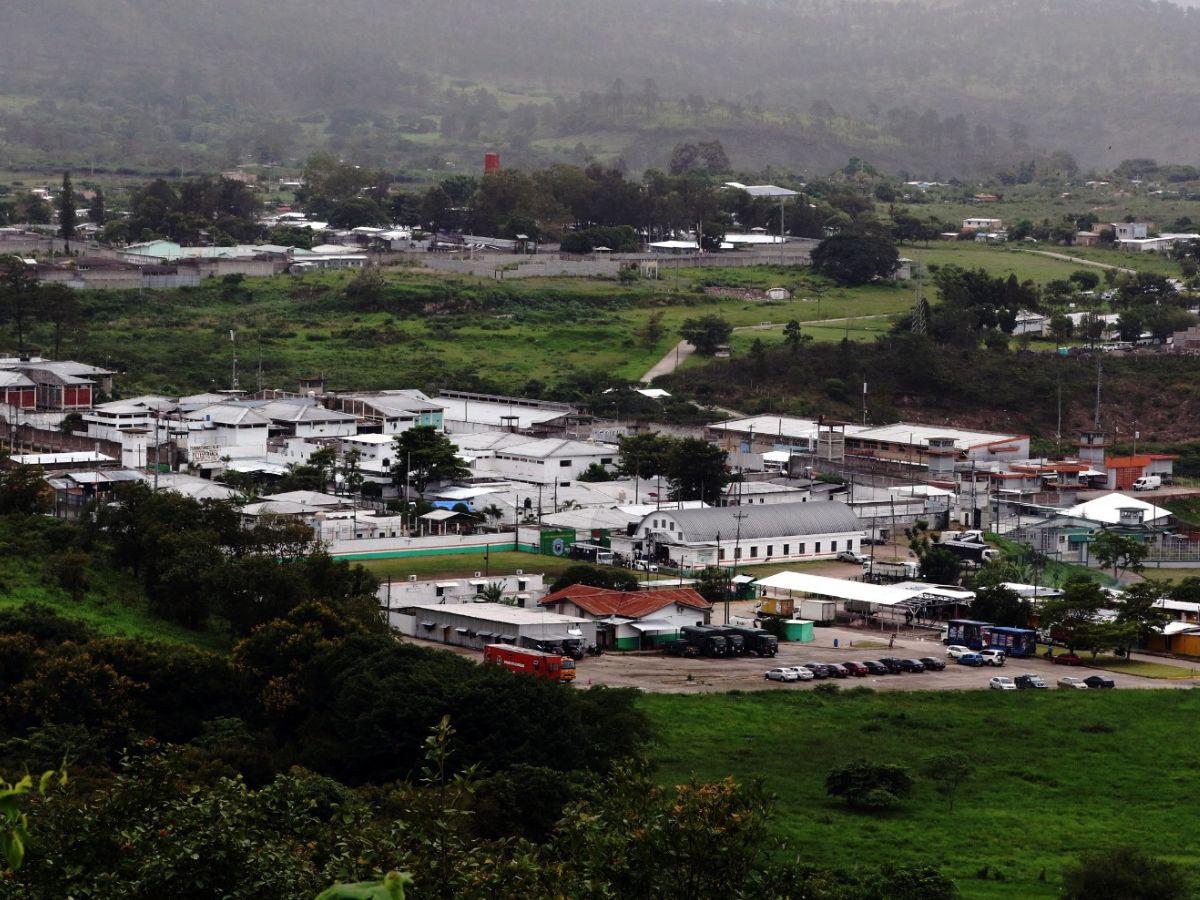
[1132,475,1161,491]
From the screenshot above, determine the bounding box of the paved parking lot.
[572,624,1200,693]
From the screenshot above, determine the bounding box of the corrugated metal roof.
[540,584,710,618]
[656,501,863,543]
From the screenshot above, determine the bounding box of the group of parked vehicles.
[947,644,1008,667]
[765,655,947,682]
[991,673,1115,690]
[667,624,779,659]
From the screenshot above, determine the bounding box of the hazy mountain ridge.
[2,0,1198,172]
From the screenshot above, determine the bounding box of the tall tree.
[665,437,730,504]
[1039,576,1107,652]
[783,320,812,355]
[1090,530,1148,581]
[1113,580,1171,656]
[810,233,899,285]
[58,172,76,252]
[679,315,732,356]
[391,427,470,494]
[0,256,39,353]
[615,432,673,480]
[41,285,78,358]
[87,186,106,225]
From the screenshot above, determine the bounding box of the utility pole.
[1055,372,1062,449]
[730,509,748,625]
[405,451,411,535]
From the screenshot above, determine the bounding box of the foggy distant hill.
[3,0,1199,174]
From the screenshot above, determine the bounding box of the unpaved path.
[640,314,893,383]
[1015,248,1136,275]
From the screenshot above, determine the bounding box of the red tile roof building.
[539,584,711,650]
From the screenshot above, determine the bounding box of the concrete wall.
[328,531,528,559]
[377,573,547,609]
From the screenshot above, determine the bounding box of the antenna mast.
[911,268,927,335]
[230,329,239,391]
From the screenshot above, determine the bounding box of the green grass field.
[642,689,1200,898]
[903,244,1111,282]
[1141,567,1200,584]
[1029,245,1182,276]
[355,550,641,583]
[19,265,923,396]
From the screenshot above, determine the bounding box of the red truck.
[484,644,576,683]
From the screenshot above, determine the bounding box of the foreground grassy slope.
[0,517,230,651]
[642,689,1200,899]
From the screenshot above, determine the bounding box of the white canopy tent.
[754,571,914,606]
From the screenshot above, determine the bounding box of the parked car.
[782,666,815,681]
[958,653,987,667]
[1058,676,1089,690]
[825,663,850,679]
[1083,674,1116,689]
[979,649,1006,667]
[764,667,798,682]
[842,661,869,677]
[837,550,868,564]
[877,657,905,673]
[989,676,1017,691]
[1014,673,1048,690]
[946,645,972,659]
[1050,653,1083,666]
[899,659,926,673]
[861,660,889,675]
[918,656,946,671]
[800,663,830,679]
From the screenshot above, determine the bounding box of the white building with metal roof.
[388,601,596,650]
[632,500,866,569]
[471,437,619,486]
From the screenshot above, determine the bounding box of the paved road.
[575,623,1200,693]
[641,339,695,383]
[1016,248,1136,275]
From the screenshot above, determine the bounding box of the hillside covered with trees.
[4,0,1200,175]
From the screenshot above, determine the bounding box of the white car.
[946,645,972,659]
[764,667,799,682]
[1058,676,1089,690]
[781,666,815,681]
[989,676,1017,691]
[979,649,1006,667]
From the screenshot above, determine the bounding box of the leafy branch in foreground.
[1,769,66,872]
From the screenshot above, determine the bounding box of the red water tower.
[484,152,501,175]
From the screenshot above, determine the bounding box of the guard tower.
[926,436,959,482]
[1078,431,1107,467]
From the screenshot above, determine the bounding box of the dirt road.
[1015,248,1136,275]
